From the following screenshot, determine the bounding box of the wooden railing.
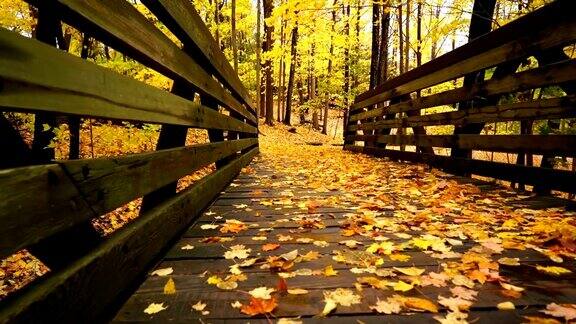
[345,0,576,194]
[0,0,257,322]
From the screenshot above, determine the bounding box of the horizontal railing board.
[0,147,258,323]
[0,164,98,261]
[141,0,256,113]
[350,60,576,122]
[351,0,576,111]
[349,96,576,131]
[346,135,576,155]
[344,145,576,193]
[0,29,256,134]
[0,139,257,260]
[24,0,256,124]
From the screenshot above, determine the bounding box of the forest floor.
[4,122,576,323]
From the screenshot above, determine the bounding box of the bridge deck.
[113,156,576,323]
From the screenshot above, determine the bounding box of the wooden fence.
[0,0,258,322]
[345,0,576,194]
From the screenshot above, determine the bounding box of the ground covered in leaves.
[114,123,576,323]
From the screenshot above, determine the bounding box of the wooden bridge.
[1,0,576,323]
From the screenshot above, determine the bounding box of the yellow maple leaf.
[394,267,425,276]
[324,265,339,277]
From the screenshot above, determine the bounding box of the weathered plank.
[23,0,256,123]
[0,148,258,323]
[141,0,255,112]
[351,0,576,110]
[350,96,576,131]
[350,61,576,122]
[344,145,576,193]
[0,29,256,134]
[0,139,256,260]
[346,135,576,155]
[0,164,96,260]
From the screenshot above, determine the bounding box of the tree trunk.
[284,23,298,125]
[378,1,390,84]
[416,0,422,68]
[405,0,411,72]
[264,0,274,125]
[277,17,285,122]
[397,3,404,74]
[369,2,380,89]
[256,0,264,117]
[231,0,238,71]
[324,0,338,135]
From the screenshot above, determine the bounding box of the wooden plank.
[0,29,256,134]
[64,138,258,215]
[0,139,256,259]
[350,96,576,131]
[141,0,256,112]
[0,164,97,260]
[350,60,576,122]
[23,0,256,123]
[0,147,258,323]
[344,145,576,193]
[351,0,576,110]
[346,135,576,155]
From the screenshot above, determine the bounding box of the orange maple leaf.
[262,243,281,251]
[240,297,278,316]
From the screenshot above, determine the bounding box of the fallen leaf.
[262,243,281,251]
[288,288,309,295]
[370,297,402,314]
[240,297,278,316]
[181,244,195,250]
[144,302,167,314]
[535,265,572,276]
[394,266,425,276]
[392,280,414,292]
[163,277,176,295]
[541,303,576,321]
[497,301,515,310]
[151,267,173,277]
[403,296,439,313]
[324,265,339,276]
[249,286,276,299]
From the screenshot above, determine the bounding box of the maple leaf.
[497,257,520,266]
[321,288,361,316]
[192,301,209,315]
[288,288,309,295]
[224,245,251,260]
[323,265,339,276]
[535,265,572,276]
[541,303,576,321]
[249,286,276,299]
[370,297,403,314]
[163,277,176,295]
[450,286,478,301]
[280,249,299,261]
[262,243,280,251]
[200,224,219,230]
[240,297,278,316]
[220,219,248,234]
[301,250,320,261]
[357,276,388,289]
[144,302,167,314]
[438,295,472,312]
[151,267,173,277]
[277,277,288,293]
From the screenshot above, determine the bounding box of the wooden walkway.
[113,157,576,323]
